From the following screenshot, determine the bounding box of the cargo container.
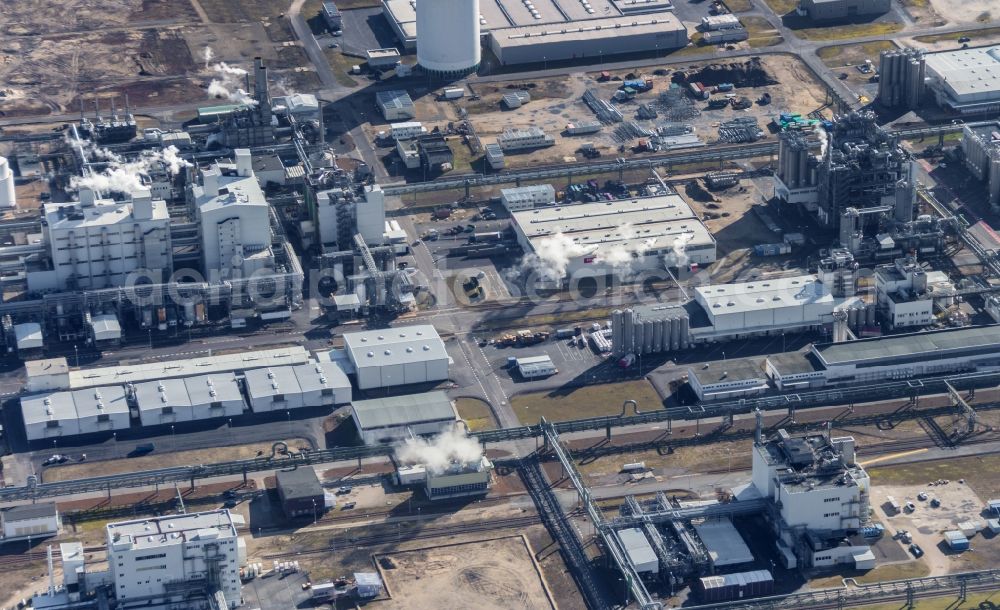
[442,87,465,100]
[716,83,735,92]
[470,231,502,243]
[754,243,791,256]
[708,97,730,109]
[697,570,774,602]
[944,530,969,551]
[555,328,576,339]
[566,121,602,135]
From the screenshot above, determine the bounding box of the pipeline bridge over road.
[5,366,999,500]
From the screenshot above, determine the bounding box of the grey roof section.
[343,325,448,368]
[134,378,193,412]
[376,90,414,111]
[244,366,301,400]
[292,361,350,394]
[691,357,765,385]
[71,385,128,418]
[351,391,457,430]
[4,502,58,521]
[619,527,657,570]
[183,374,243,405]
[25,358,69,378]
[767,351,821,375]
[814,325,1000,367]
[276,467,323,500]
[21,392,77,426]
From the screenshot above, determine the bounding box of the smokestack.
[111,95,117,120]
[94,96,100,120]
[124,92,131,117]
[754,408,763,445]
[47,545,55,595]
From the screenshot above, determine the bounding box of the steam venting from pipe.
[816,124,829,159]
[202,46,215,69]
[206,61,257,106]
[394,427,483,475]
[663,231,693,268]
[511,224,659,282]
[69,144,191,196]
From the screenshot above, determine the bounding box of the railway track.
[262,513,559,559]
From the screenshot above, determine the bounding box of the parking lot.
[242,569,320,610]
[873,481,999,577]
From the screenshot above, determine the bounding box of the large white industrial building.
[22,385,130,441]
[107,510,244,608]
[767,325,1000,390]
[925,46,1000,114]
[382,0,687,65]
[334,324,449,390]
[313,184,386,248]
[350,390,459,444]
[243,361,352,412]
[134,374,245,426]
[192,151,273,279]
[690,275,864,341]
[746,430,874,569]
[511,194,716,286]
[28,188,172,292]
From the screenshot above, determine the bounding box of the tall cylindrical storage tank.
[0,156,15,209]
[679,316,690,349]
[417,0,481,77]
[611,310,624,355]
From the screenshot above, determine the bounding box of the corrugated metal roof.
[4,502,58,521]
[276,467,323,500]
[618,527,657,570]
[342,325,448,369]
[351,391,456,430]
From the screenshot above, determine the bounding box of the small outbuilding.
[275,468,325,518]
[1,502,61,540]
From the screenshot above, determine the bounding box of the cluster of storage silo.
[611,308,690,356]
[777,130,821,190]
[877,48,925,111]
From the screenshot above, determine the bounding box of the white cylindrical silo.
[0,156,15,209]
[417,0,481,77]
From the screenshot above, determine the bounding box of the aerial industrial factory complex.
[3,0,1000,609]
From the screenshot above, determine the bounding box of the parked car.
[909,544,924,558]
[128,443,155,458]
[958,36,971,43]
[337,486,353,495]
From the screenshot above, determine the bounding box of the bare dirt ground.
[0,0,317,118]
[873,482,998,577]
[377,536,556,610]
[378,55,831,172]
[925,0,993,24]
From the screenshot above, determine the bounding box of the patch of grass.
[322,49,360,87]
[447,138,482,173]
[763,0,799,15]
[794,21,904,41]
[511,379,663,424]
[43,437,310,483]
[742,16,785,48]
[817,40,897,67]
[455,397,497,431]
[916,26,1000,43]
[809,561,930,589]
[724,0,753,11]
[868,454,1000,498]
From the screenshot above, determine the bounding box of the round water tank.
[417,0,482,76]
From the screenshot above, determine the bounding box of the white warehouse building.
[511,194,716,286]
[691,275,863,342]
[244,361,352,412]
[107,510,244,609]
[335,324,450,390]
[500,185,556,212]
[21,385,130,441]
[350,390,459,445]
[925,46,1000,114]
[134,374,246,426]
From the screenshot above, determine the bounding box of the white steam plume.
[511,225,661,283]
[395,427,483,475]
[70,145,192,196]
[202,46,215,69]
[816,125,829,158]
[663,231,693,268]
[206,61,257,106]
